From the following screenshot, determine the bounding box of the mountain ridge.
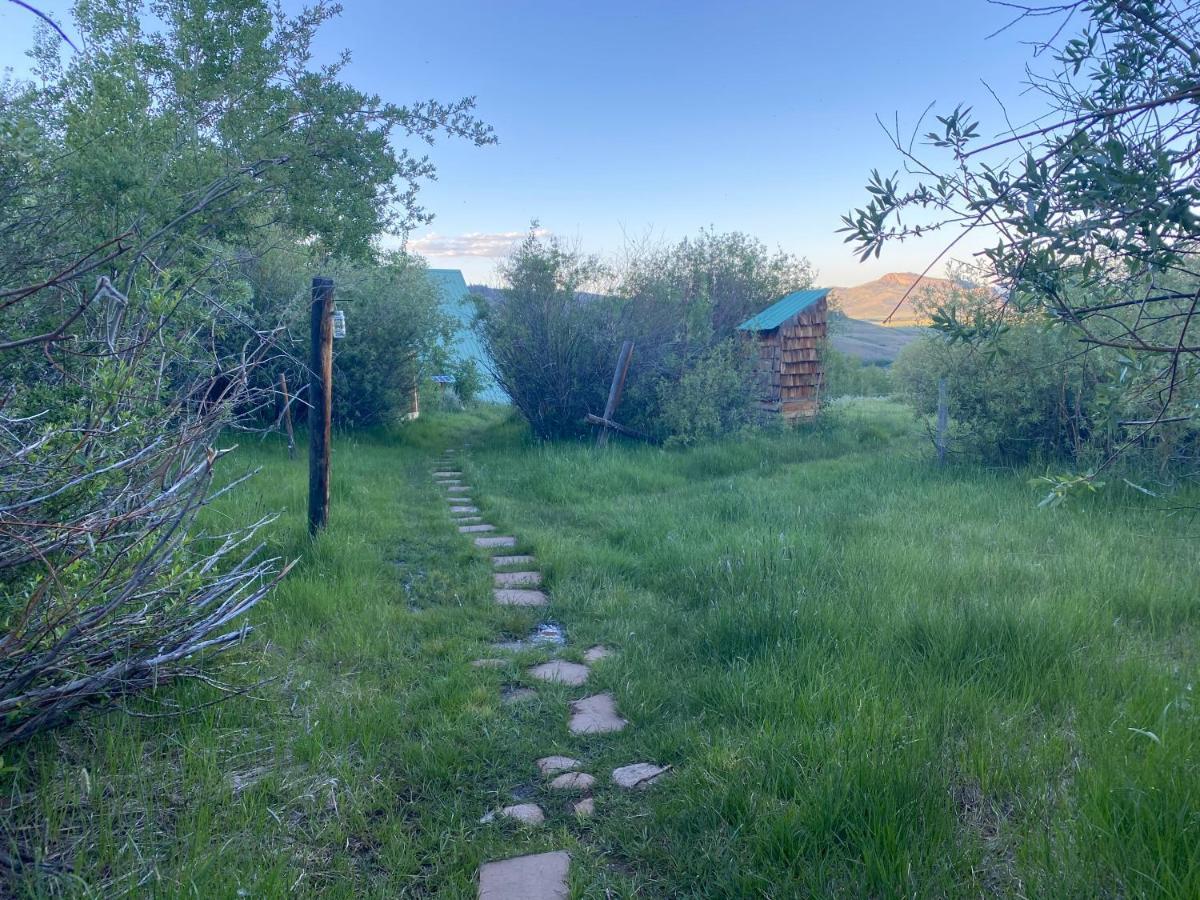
[828,272,956,325]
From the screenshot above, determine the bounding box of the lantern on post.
[332,309,346,339]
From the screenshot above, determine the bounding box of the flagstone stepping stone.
[569,693,627,734]
[459,523,497,533]
[494,570,542,587]
[611,763,669,789]
[475,536,517,549]
[502,686,537,704]
[454,516,483,524]
[499,803,544,824]
[433,471,461,477]
[529,660,590,686]
[450,505,479,514]
[442,482,469,490]
[583,645,612,663]
[471,658,508,668]
[536,756,580,776]
[548,772,595,792]
[572,797,594,817]
[494,588,549,607]
[449,496,472,503]
[478,850,569,900]
[492,555,535,567]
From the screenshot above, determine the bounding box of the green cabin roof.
[736,288,830,332]
[426,268,508,403]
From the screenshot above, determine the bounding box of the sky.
[0,1,1058,286]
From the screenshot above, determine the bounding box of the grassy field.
[4,400,1199,897]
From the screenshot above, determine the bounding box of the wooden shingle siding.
[744,297,826,420]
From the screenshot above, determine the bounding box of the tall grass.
[3,400,1197,897]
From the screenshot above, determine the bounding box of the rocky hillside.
[828,272,956,325]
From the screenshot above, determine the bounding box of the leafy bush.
[479,229,814,442]
[655,340,759,446]
[478,233,617,440]
[327,257,450,428]
[891,278,1105,466]
[823,348,893,399]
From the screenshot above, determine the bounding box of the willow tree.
[0,0,494,750]
[842,0,1200,491]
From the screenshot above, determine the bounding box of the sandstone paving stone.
[548,772,595,792]
[494,570,542,587]
[453,516,483,524]
[568,693,627,735]
[572,797,595,817]
[494,588,548,607]
[536,756,580,776]
[477,850,569,900]
[499,803,544,824]
[528,660,589,686]
[450,505,479,514]
[475,536,517,549]
[611,762,669,789]
[583,645,612,663]
[459,523,497,533]
[492,555,536,567]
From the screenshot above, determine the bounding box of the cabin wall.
[748,298,826,420]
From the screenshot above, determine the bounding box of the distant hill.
[828,272,957,326]
[828,312,923,364]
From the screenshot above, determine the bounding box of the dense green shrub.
[654,340,759,446]
[823,348,893,399]
[327,257,451,428]
[477,234,616,440]
[892,322,1097,464]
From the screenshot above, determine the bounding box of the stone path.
[478,851,569,900]
[431,447,668,899]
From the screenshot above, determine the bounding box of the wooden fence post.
[308,277,334,534]
[936,376,949,465]
[597,340,635,448]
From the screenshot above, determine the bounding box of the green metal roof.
[426,268,508,403]
[736,288,830,332]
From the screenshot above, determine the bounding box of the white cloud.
[406,228,549,259]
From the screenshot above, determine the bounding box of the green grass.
[4,400,1199,897]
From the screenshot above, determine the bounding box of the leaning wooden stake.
[596,340,634,447]
[936,377,949,465]
[308,276,334,534]
[279,372,296,460]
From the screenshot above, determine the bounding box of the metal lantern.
[331,309,346,339]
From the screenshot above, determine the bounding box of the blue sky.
[0,1,1054,286]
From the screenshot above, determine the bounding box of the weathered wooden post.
[308,277,334,534]
[596,340,634,447]
[936,376,949,465]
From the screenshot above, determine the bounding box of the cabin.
[737,288,830,420]
[425,268,508,404]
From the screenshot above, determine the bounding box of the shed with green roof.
[737,288,829,419]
